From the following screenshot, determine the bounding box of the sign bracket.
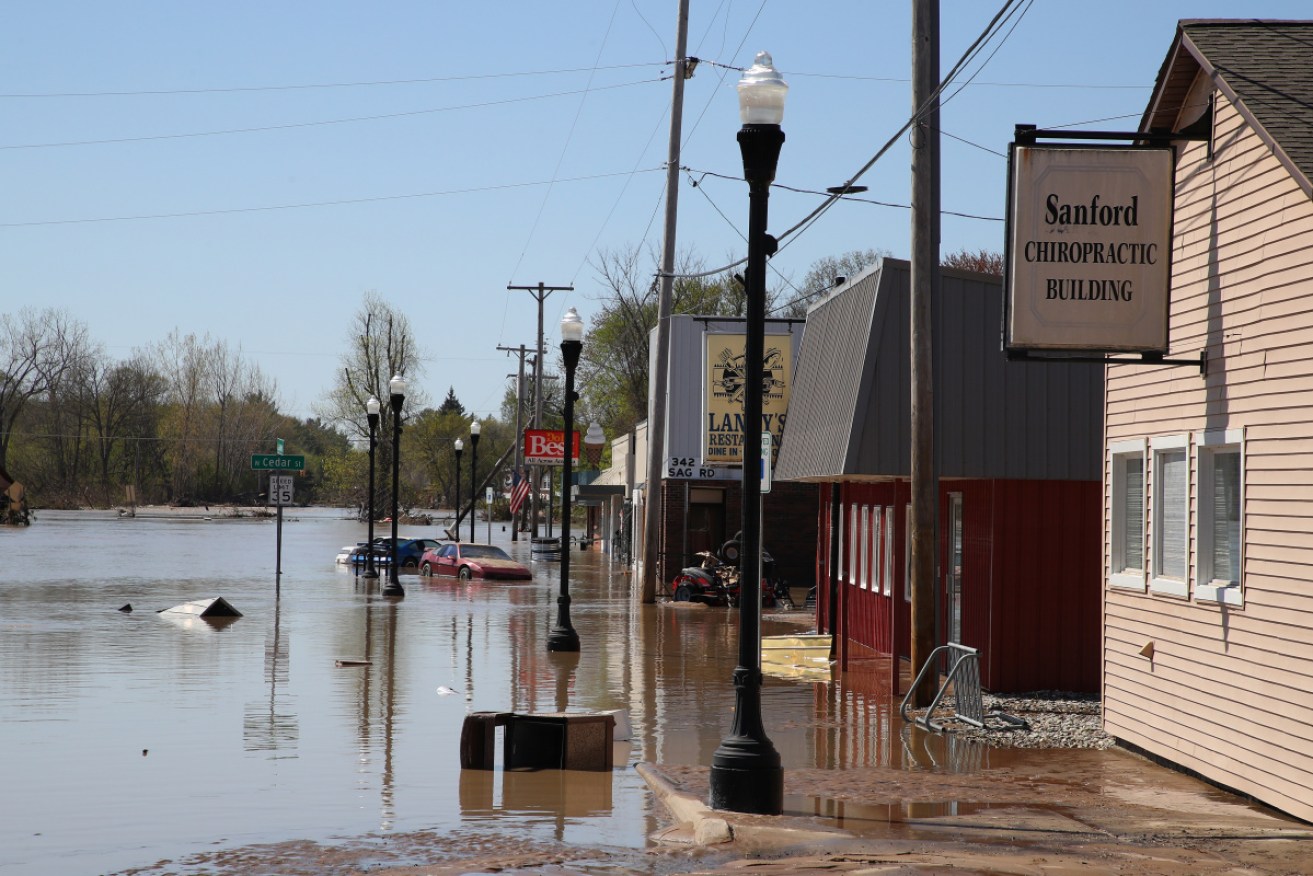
[1007,348,1207,376]
[1014,124,1210,146]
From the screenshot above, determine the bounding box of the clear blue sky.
[4,2,1307,422]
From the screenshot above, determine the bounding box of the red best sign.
[523,428,580,466]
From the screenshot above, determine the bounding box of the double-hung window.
[1109,439,1147,590]
[1150,434,1190,597]
[1196,429,1243,605]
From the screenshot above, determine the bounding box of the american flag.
[509,468,530,516]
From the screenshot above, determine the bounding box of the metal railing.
[899,643,1028,733]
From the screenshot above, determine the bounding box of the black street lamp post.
[469,421,480,543]
[454,438,463,542]
[547,307,584,653]
[709,50,786,816]
[364,396,381,579]
[384,373,407,598]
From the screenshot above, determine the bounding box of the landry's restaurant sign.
[703,333,791,466]
[1006,144,1174,352]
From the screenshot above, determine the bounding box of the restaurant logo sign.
[703,333,791,466]
[1006,144,1174,352]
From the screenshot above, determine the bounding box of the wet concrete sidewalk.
[639,749,1313,875]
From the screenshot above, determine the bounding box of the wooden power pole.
[641,0,692,604]
[507,282,572,540]
[909,0,941,707]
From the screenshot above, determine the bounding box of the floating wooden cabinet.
[460,711,615,772]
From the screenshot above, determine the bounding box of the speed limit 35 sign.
[271,475,295,506]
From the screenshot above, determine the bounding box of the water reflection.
[1,509,1028,876]
[243,597,297,754]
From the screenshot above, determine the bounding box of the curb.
[636,763,849,849]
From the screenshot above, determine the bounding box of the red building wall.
[815,478,1100,693]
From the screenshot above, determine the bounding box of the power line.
[506,0,626,288]
[0,62,668,99]
[0,166,664,228]
[664,0,1028,281]
[0,77,665,151]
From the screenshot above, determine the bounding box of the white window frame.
[1109,438,1147,591]
[1195,428,1244,606]
[1150,434,1190,598]
[903,502,912,602]
[882,507,894,596]
[859,505,872,590]
[848,503,859,586]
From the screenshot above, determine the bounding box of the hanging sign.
[523,429,580,466]
[1005,144,1174,352]
[703,333,791,466]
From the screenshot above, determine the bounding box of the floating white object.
[159,597,242,618]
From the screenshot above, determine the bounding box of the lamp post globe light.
[708,50,785,816]
[364,396,382,579]
[547,307,584,653]
[453,438,463,543]
[469,421,481,543]
[384,373,407,598]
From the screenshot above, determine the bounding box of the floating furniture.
[460,710,616,772]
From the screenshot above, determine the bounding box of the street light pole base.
[709,743,783,814]
[361,570,379,580]
[546,626,580,652]
[382,581,405,597]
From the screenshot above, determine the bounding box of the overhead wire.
[663,0,1029,281]
[507,0,624,290]
[0,166,664,228]
[0,77,666,151]
[0,62,669,99]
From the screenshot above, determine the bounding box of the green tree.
[774,248,887,318]
[578,246,751,437]
[437,387,465,416]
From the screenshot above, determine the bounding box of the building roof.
[774,259,1104,484]
[1144,20,1313,196]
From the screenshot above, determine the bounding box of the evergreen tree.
[438,386,465,416]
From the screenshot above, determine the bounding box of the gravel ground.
[908,689,1116,749]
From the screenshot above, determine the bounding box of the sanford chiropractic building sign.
[1006,144,1174,352]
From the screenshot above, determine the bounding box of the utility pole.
[498,344,532,541]
[508,283,573,541]
[909,0,941,707]
[642,0,692,604]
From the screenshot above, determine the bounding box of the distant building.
[1102,20,1313,823]
[774,258,1106,693]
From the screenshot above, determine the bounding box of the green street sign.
[251,454,305,471]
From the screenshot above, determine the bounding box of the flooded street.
[0,509,900,874]
[4,510,1309,876]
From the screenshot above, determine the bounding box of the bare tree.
[0,308,92,473]
[317,292,427,518]
[942,247,1004,276]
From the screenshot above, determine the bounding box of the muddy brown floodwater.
[2,508,1311,875]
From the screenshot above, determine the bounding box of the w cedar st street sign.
[251,454,305,471]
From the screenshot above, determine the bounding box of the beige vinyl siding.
[1104,78,1313,822]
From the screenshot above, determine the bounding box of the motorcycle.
[670,551,737,605]
[670,543,794,609]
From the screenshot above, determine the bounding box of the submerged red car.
[419,543,533,581]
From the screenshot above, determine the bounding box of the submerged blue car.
[338,537,444,569]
